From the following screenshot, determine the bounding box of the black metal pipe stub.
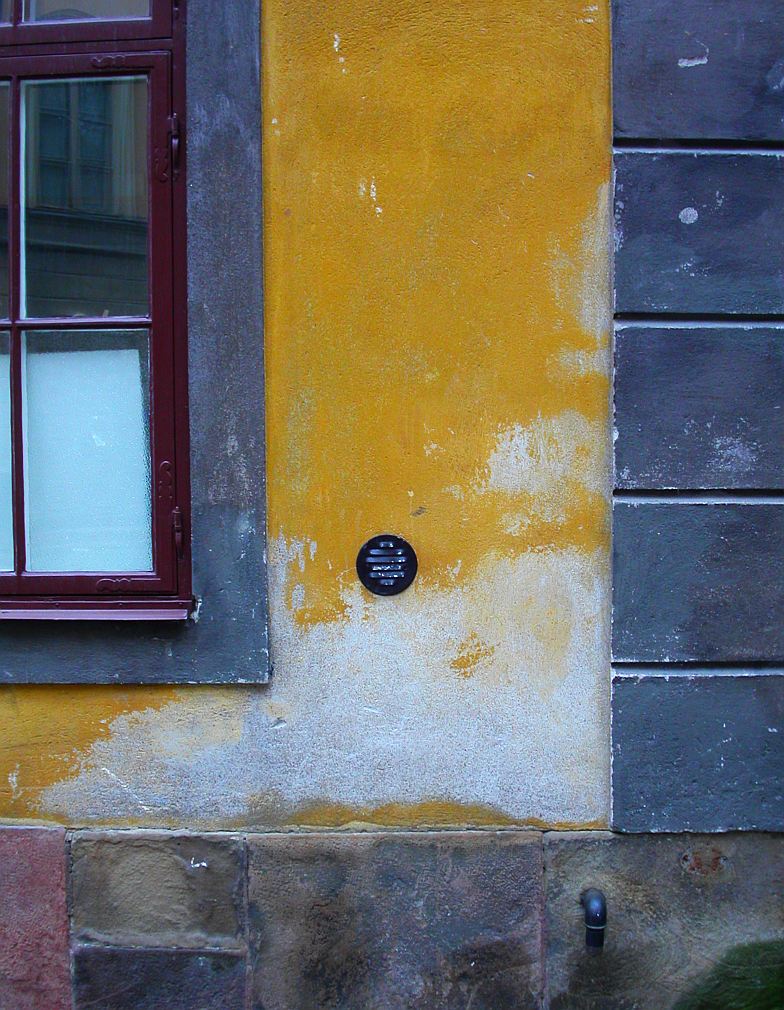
[580,888,607,953]
[356,535,418,597]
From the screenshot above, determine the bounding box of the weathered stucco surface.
[0,0,612,828]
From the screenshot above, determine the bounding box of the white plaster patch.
[577,4,598,24]
[40,538,610,827]
[709,435,759,472]
[333,32,347,73]
[614,199,625,253]
[678,42,709,68]
[476,410,608,528]
[550,346,609,381]
[359,176,383,215]
[550,182,611,341]
[679,207,699,225]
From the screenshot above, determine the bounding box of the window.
[0,0,190,619]
[0,0,268,683]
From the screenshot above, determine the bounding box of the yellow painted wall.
[0,0,612,829]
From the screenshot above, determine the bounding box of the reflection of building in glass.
[30,80,147,217]
[23,77,149,317]
[25,2,148,21]
[0,76,149,319]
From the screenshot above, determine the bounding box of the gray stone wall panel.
[613,503,784,663]
[614,153,784,316]
[613,0,784,141]
[612,675,784,832]
[73,947,247,1010]
[615,326,784,490]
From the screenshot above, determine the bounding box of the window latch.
[170,113,181,178]
[172,507,185,560]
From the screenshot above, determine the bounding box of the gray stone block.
[70,832,246,949]
[614,153,784,316]
[615,326,784,490]
[545,831,784,1009]
[248,831,543,1010]
[613,0,784,141]
[73,947,247,1010]
[612,675,784,832]
[613,503,784,662]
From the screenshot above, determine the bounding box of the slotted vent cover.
[356,534,418,597]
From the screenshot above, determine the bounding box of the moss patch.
[674,940,784,1010]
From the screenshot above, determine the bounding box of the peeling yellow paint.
[264,0,612,627]
[292,800,514,830]
[280,800,592,832]
[242,797,606,833]
[450,633,496,679]
[0,687,177,820]
[0,0,612,829]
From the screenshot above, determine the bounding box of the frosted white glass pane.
[0,334,11,571]
[23,329,151,572]
[24,0,149,21]
[22,76,149,318]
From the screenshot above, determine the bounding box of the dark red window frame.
[0,0,190,620]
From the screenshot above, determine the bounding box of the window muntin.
[0,12,188,616]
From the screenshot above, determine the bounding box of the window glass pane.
[0,333,11,571]
[0,1,10,22]
[24,0,149,21]
[0,83,8,319]
[22,77,149,319]
[23,329,152,572]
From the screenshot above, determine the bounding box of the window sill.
[0,599,193,621]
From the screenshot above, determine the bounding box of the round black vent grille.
[356,534,418,597]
